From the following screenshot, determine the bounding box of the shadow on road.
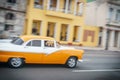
[24,64,65,68]
[0,63,67,69]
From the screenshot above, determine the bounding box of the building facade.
[86,0,120,50]
[24,0,99,46]
[0,0,27,38]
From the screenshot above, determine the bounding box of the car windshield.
[11,37,24,45]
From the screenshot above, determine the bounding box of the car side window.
[26,40,41,47]
[26,41,32,46]
[44,40,54,47]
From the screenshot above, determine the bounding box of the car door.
[42,40,64,64]
[23,40,44,63]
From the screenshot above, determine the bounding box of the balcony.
[5,2,18,10]
[108,0,120,5]
[46,10,74,20]
[0,2,5,7]
[5,20,15,25]
[49,7,57,11]
[34,5,43,9]
[0,16,5,23]
[106,19,120,26]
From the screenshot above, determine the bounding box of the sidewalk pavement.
[0,39,119,52]
[63,45,120,52]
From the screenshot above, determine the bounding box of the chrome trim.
[78,59,83,62]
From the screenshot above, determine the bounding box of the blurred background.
[0,0,120,51]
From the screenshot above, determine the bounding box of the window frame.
[108,8,114,20]
[116,9,120,21]
[44,40,55,48]
[7,0,16,3]
[4,24,14,31]
[25,39,42,47]
[34,0,44,9]
[5,13,15,20]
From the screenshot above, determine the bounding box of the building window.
[5,13,15,20]
[73,26,80,42]
[7,0,16,3]
[78,2,84,15]
[26,40,41,47]
[108,8,113,20]
[76,2,84,16]
[32,20,41,35]
[47,22,55,37]
[49,0,57,11]
[34,0,44,9]
[4,24,14,31]
[63,0,72,13]
[60,24,68,41]
[115,10,120,22]
[44,40,55,47]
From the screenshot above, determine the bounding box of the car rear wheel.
[8,58,24,68]
[66,57,77,68]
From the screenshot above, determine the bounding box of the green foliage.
[87,0,96,3]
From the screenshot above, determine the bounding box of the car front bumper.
[78,59,83,62]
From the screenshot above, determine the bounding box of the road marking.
[83,59,90,62]
[72,69,120,72]
[78,59,90,62]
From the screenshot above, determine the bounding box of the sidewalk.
[63,45,120,52]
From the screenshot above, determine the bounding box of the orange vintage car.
[0,35,84,68]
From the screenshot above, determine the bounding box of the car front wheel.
[66,57,77,68]
[8,58,24,68]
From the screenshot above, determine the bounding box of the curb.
[62,45,120,52]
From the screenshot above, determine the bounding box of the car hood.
[0,42,15,46]
[0,39,12,43]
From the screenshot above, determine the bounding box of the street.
[0,50,120,80]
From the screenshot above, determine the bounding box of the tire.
[8,58,24,68]
[66,57,77,68]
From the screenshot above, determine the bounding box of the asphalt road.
[0,50,120,80]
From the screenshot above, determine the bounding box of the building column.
[42,0,44,9]
[47,0,51,10]
[74,0,78,15]
[68,25,74,42]
[55,23,61,41]
[101,28,107,48]
[39,21,42,35]
[56,0,60,11]
[26,19,33,35]
[78,26,82,42]
[65,0,69,13]
[117,31,120,48]
[41,21,47,36]
[109,30,115,47]
[79,3,84,15]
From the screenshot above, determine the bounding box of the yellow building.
[24,0,99,47]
